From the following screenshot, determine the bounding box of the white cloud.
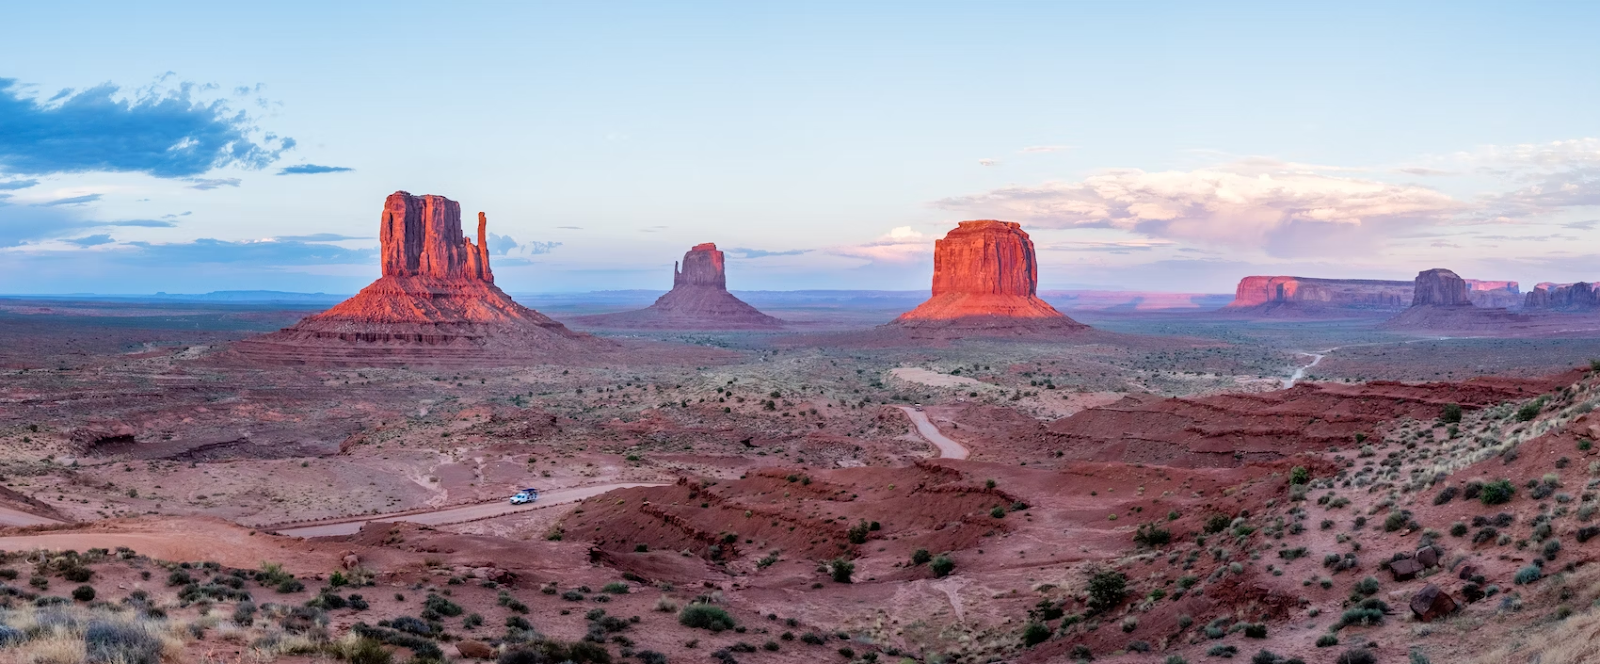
[977,158,998,167]
[829,226,933,263]
[936,167,1461,257]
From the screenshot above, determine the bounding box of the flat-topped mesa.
[233,191,607,365]
[674,242,726,289]
[1412,268,1472,306]
[1466,279,1521,308]
[891,220,1087,332]
[380,191,493,281]
[572,243,783,330]
[1225,276,1412,310]
[1526,282,1600,310]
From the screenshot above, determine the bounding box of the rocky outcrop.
[1466,280,1521,309]
[1411,268,1472,306]
[572,243,783,330]
[888,220,1087,334]
[1525,282,1600,310]
[1225,276,1412,311]
[235,191,610,365]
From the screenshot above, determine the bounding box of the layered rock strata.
[235,191,606,365]
[1525,282,1600,310]
[573,243,783,330]
[888,220,1087,334]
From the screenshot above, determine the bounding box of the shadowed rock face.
[1412,268,1472,306]
[572,243,783,330]
[891,220,1087,333]
[1225,276,1412,310]
[235,192,606,365]
[1525,282,1600,310]
[1466,280,1521,308]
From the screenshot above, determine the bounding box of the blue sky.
[2,2,1598,294]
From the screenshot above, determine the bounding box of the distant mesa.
[1525,281,1600,310]
[1410,268,1472,306]
[887,220,1088,335]
[1223,274,1521,316]
[234,191,611,365]
[1381,268,1529,331]
[572,243,784,330]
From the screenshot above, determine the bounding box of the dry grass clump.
[0,604,186,664]
[1471,565,1600,664]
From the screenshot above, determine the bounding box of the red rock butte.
[573,243,783,330]
[889,220,1087,334]
[234,191,609,365]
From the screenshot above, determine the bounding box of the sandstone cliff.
[573,243,783,330]
[1411,268,1472,306]
[1466,280,1521,309]
[1525,282,1600,310]
[889,220,1087,334]
[1224,276,1412,312]
[235,191,608,365]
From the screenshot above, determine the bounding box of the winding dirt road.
[897,406,970,460]
[274,482,665,537]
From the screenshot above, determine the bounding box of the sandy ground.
[897,406,970,460]
[276,481,667,537]
[0,504,63,527]
[890,367,999,390]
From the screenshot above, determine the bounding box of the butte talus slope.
[573,243,783,330]
[887,220,1088,336]
[234,191,610,365]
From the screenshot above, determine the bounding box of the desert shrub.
[1086,569,1127,614]
[637,652,668,664]
[277,578,305,593]
[1336,648,1377,664]
[336,638,394,664]
[829,558,854,583]
[1243,622,1267,638]
[1251,651,1283,664]
[562,590,585,601]
[506,615,531,630]
[1134,523,1172,547]
[847,520,871,544]
[930,555,955,578]
[602,582,630,594]
[1383,511,1411,532]
[1022,622,1051,646]
[422,593,462,617]
[386,615,436,637]
[1577,526,1600,543]
[911,548,931,565]
[1353,576,1380,596]
[85,619,164,664]
[990,506,1006,519]
[72,584,96,602]
[62,566,93,583]
[1480,479,1515,505]
[800,632,824,645]
[1544,538,1563,559]
[1205,514,1232,533]
[1450,522,1468,537]
[1515,565,1543,585]
[1433,486,1459,505]
[1441,403,1462,423]
[166,569,193,586]
[1289,466,1310,485]
[680,604,736,632]
[1167,657,1189,664]
[1121,616,1138,632]
[1517,398,1546,422]
[1316,634,1339,647]
[1208,644,1239,658]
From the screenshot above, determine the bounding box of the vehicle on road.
[509,488,539,505]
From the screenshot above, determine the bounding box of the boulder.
[456,640,495,659]
[1412,268,1472,306]
[572,243,783,330]
[889,220,1088,333]
[1457,564,1480,581]
[1409,584,1458,622]
[1389,557,1424,581]
[1415,545,1441,568]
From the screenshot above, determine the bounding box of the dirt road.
[275,482,665,537]
[897,407,970,460]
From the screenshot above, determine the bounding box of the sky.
[2,1,1598,295]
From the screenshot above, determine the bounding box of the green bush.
[679,604,736,632]
[829,558,854,583]
[1441,403,1462,424]
[1086,569,1127,615]
[71,585,96,602]
[1514,565,1542,585]
[1480,479,1516,505]
[930,555,955,578]
[1022,622,1051,647]
[1289,466,1310,485]
[1134,523,1171,547]
[1516,399,1546,422]
[1316,634,1339,647]
[911,548,931,565]
[601,582,630,594]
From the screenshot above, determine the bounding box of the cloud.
[104,219,177,228]
[725,247,810,259]
[1462,138,1600,168]
[36,193,102,207]
[275,164,352,175]
[1563,220,1599,230]
[64,234,114,246]
[1043,239,1175,253]
[1019,145,1072,154]
[183,177,240,190]
[829,226,933,263]
[486,232,519,255]
[484,233,560,265]
[936,166,1463,257]
[117,237,377,265]
[272,233,368,242]
[977,158,998,167]
[1395,167,1458,176]
[0,179,37,190]
[0,77,293,178]
[556,226,582,230]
